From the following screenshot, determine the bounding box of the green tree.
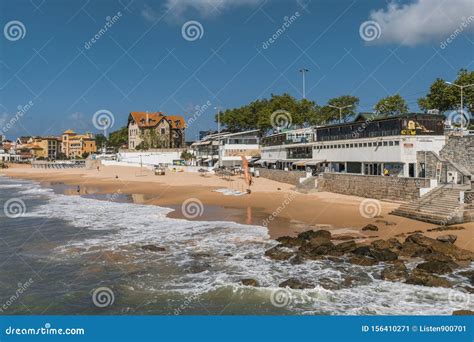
[108,126,128,149]
[218,93,320,133]
[180,151,193,162]
[95,134,108,150]
[320,95,359,123]
[418,69,474,112]
[374,94,408,116]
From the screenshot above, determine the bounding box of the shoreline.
[2,164,474,252]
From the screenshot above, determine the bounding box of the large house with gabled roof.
[127,112,186,150]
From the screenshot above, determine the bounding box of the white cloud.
[368,0,474,46]
[163,0,263,19]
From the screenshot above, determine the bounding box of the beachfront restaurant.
[259,113,446,177]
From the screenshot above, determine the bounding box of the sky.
[0,0,473,141]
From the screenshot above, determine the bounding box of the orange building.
[61,130,97,158]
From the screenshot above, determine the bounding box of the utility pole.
[299,68,309,99]
[445,81,474,130]
[214,106,222,168]
[328,104,353,123]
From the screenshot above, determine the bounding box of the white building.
[191,130,261,168]
[260,113,446,177]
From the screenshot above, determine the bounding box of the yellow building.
[30,136,61,159]
[61,130,97,158]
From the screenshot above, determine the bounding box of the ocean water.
[0,175,473,315]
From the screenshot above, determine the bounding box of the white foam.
[9,177,474,315]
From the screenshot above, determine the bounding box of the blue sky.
[0,0,473,140]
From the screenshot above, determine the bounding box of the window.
[383,141,388,146]
[389,141,394,146]
[363,143,367,147]
[368,142,372,147]
[394,141,400,146]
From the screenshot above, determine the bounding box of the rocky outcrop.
[141,245,166,252]
[436,235,457,244]
[362,224,379,231]
[241,279,259,287]
[262,228,473,289]
[406,269,452,288]
[279,278,314,289]
[416,261,452,274]
[264,245,294,261]
[381,262,408,282]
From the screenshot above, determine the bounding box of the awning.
[305,160,325,166]
[293,160,310,166]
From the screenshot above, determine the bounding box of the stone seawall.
[257,169,306,185]
[317,173,431,201]
[440,136,474,173]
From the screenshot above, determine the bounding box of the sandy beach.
[2,164,473,253]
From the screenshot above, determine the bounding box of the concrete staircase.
[391,185,468,225]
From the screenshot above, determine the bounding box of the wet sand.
[2,164,473,252]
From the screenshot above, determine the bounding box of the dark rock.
[240,278,259,287]
[301,236,335,256]
[141,245,166,252]
[416,261,452,274]
[452,310,474,315]
[458,270,474,285]
[349,256,378,266]
[370,248,398,261]
[381,262,408,282]
[276,236,303,247]
[372,238,402,251]
[362,224,379,231]
[279,278,313,289]
[353,246,372,256]
[428,226,465,232]
[424,252,454,263]
[264,245,294,261]
[297,229,331,241]
[223,253,233,257]
[406,233,474,262]
[461,286,474,294]
[436,234,457,244]
[335,240,357,253]
[406,269,452,288]
[399,241,430,258]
